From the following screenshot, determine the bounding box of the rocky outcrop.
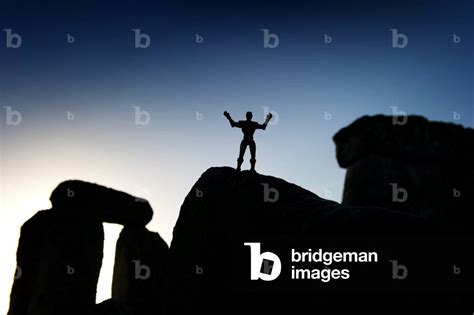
[333,115,474,167]
[8,210,104,315]
[50,180,153,226]
[9,115,473,314]
[333,115,474,230]
[165,167,436,313]
[112,227,168,315]
[8,181,167,315]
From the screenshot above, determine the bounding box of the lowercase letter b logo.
[244,242,281,281]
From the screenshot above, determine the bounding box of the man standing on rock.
[224,110,273,172]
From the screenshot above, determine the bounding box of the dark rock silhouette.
[164,167,437,313]
[8,181,167,315]
[50,180,153,226]
[8,210,104,315]
[112,226,168,315]
[333,115,474,231]
[90,299,129,315]
[8,115,473,314]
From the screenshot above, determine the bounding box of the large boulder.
[112,226,168,315]
[333,115,474,230]
[333,115,474,168]
[50,180,153,226]
[165,167,441,313]
[8,209,104,315]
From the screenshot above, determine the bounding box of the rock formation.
[8,209,104,315]
[333,115,474,231]
[165,167,440,313]
[8,115,472,314]
[112,226,168,315]
[8,181,167,315]
[50,180,153,226]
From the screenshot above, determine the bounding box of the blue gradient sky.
[1,0,473,311]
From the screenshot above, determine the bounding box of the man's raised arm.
[224,111,239,128]
[258,113,273,130]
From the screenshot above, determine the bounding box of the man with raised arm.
[224,110,273,171]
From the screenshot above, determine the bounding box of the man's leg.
[237,140,247,171]
[249,140,256,171]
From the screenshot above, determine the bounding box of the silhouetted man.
[224,111,273,171]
